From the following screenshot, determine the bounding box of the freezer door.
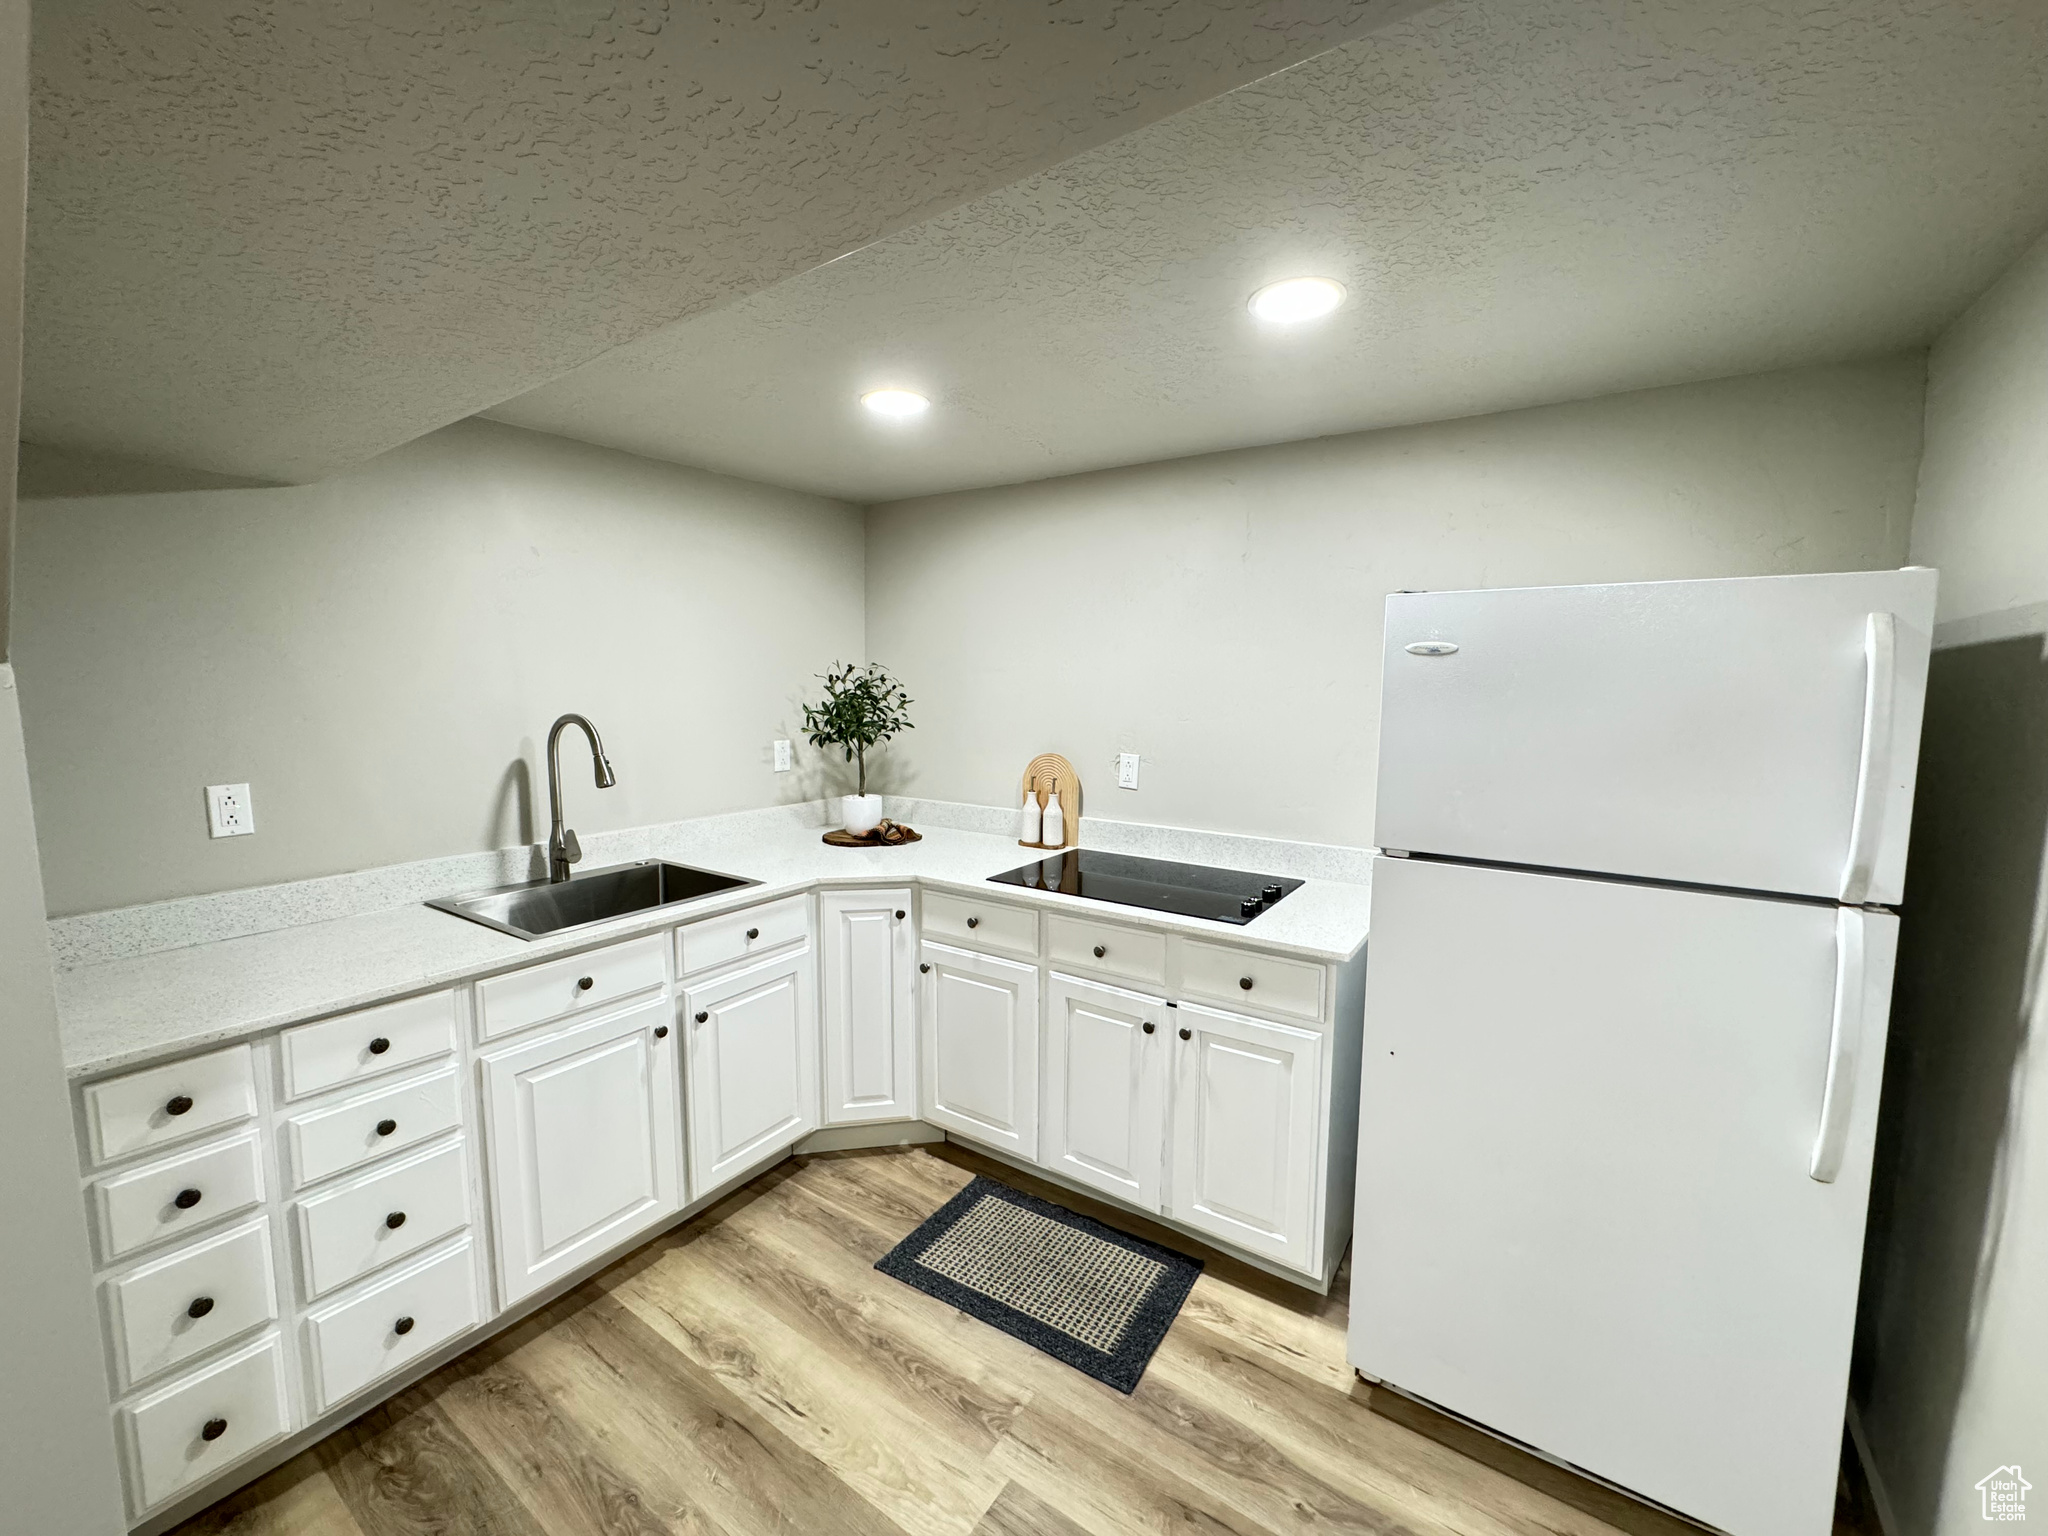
[1350,855,1895,1536]
[1374,568,1936,903]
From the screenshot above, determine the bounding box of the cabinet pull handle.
[173,1187,203,1210]
[385,1211,407,1230]
[577,976,595,992]
[1239,976,1254,991]
[201,1417,228,1443]
[375,1118,397,1137]
[895,909,906,919]
[1178,1027,1192,1041]
[919,963,931,974]
[368,1036,391,1055]
[966,916,979,928]
[187,1296,215,1320]
[1093,945,1106,958]
[394,1316,416,1336]
[165,1094,194,1116]
[746,927,760,940]
[695,1011,709,1023]
[1142,1021,1156,1034]
[654,1025,669,1039]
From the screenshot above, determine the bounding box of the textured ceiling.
[24,0,1422,483]
[491,0,2048,503]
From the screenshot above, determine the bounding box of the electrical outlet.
[773,739,793,773]
[1116,752,1140,790]
[206,783,254,838]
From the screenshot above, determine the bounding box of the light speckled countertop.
[57,821,1372,1080]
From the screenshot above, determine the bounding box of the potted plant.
[802,661,914,835]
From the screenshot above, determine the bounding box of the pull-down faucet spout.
[546,714,615,883]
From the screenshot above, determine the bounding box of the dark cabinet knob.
[165,1094,194,1117]
[966,916,979,928]
[654,1025,669,1039]
[174,1187,203,1210]
[385,1211,407,1230]
[1178,1027,1192,1041]
[746,927,760,940]
[368,1036,391,1055]
[577,976,594,992]
[201,1417,228,1442]
[187,1296,215,1320]
[919,963,931,974]
[895,910,906,919]
[1142,1021,1156,1035]
[1092,944,1106,958]
[393,1316,416,1336]
[375,1118,397,1137]
[695,1010,709,1023]
[1239,976,1254,991]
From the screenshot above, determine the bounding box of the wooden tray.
[823,822,923,848]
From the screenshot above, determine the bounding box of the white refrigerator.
[1349,568,1938,1536]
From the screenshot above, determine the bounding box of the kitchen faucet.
[546,713,616,882]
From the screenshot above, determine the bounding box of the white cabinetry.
[1042,972,1168,1210]
[818,888,917,1125]
[480,993,681,1305]
[1168,1001,1324,1272]
[682,951,818,1199]
[919,940,1040,1159]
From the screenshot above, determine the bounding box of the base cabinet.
[1042,972,1168,1209]
[480,993,681,1306]
[1168,1001,1323,1272]
[682,951,819,1199]
[818,888,918,1125]
[920,941,1040,1158]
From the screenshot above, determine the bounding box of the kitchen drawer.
[1178,940,1327,1023]
[283,1065,462,1190]
[80,1044,257,1169]
[292,1136,469,1300]
[279,990,456,1101]
[304,1238,481,1415]
[475,934,666,1041]
[91,1130,266,1264]
[102,1217,278,1393]
[117,1332,289,1518]
[677,893,809,979]
[921,890,1038,960]
[1045,913,1167,986]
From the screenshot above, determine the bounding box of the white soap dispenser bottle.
[1019,786,1042,846]
[1041,786,1064,848]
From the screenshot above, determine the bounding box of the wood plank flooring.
[171,1144,1861,1536]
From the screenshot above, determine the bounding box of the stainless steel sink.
[426,859,758,941]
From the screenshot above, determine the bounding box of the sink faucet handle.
[560,828,582,867]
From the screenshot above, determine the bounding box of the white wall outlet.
[773,739,793,773]
[1116,752,1141,790]
[206,783,254,838]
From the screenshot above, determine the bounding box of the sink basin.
[427,859,758,941]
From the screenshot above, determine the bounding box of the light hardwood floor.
[171,1144,1862,1536]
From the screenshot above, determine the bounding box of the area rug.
[875,1175,1202,1393]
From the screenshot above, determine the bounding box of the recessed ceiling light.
[1247,276,1347,324]
[861,388,931,418]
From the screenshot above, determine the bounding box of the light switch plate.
[1116,752,1140,790]
[773,739,793,773]
[206,783,254,838]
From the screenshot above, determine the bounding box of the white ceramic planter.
[841,793,885,835]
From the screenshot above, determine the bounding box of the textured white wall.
[1856,226,2048,1536]
[14,419,865,915]
[864,358,1923,847]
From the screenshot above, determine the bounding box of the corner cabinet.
[681,950,819,1199]
[919,940,1040,1159]
[818,888,918,1125]
[480,992,681,1306]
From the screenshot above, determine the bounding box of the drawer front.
[475,934,667,1041]
[119,1332,289,1517]
[293,1137,470,1300]
[92,1131,266,1263]
[1178,940,1327,1023]
[1045,913,1167,986]
[677,893,810,979]
[921,890,1038,959]
[284,1065,463,1190]
[81,1044,257,1169]
[102,1217,279,1392]
[304,1238,481,1415]
[280,990,456,1101]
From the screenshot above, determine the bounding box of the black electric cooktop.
[989,848,1304,925]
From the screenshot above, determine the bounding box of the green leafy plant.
[802,661,914,798]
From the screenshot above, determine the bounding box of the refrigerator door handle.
[1810,907,1867,1183]
[1838,612,1897,904]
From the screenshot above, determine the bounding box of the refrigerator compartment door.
[1374,568,1936,903]
[1350,854,1895,1536]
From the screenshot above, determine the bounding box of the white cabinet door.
[1168,1001,1322,1272]
[682,952,818,1199]
[818,888,917,1125]
[480,993,680,1306]
[919,941,1039,1160]
[1042,973,1166,1209]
